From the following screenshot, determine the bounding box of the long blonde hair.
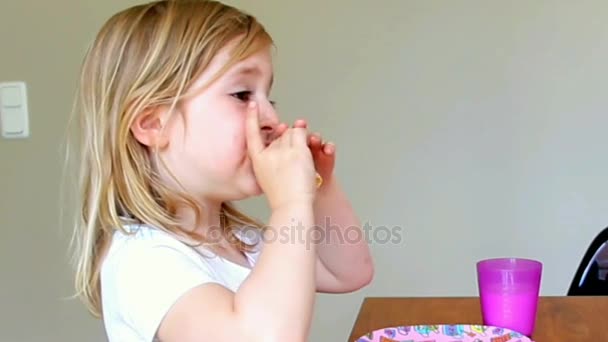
[68,0,273,318]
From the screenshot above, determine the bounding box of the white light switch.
[0,82,29,138]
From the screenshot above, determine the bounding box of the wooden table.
[348,296,608,341]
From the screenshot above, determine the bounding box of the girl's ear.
[130,107,170,149]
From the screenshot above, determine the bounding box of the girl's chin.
[240,174,264,197]
[249,181,264,196]
[230,165,264,197]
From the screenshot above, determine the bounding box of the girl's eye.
[231,91,252,102]
[231,91,276,108]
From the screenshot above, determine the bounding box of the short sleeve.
[233,227,264,265]
[110,242,221,341]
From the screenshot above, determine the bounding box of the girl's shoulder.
[107,223,212,258]
[99,224,224,342]
[102,223,266,273]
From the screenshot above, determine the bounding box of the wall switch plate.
[0,82,29,138]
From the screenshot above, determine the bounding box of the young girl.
[70,1,373,341]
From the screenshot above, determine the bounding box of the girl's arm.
[284,121,374,293]
[313,177,374,293]
[158,201,316,342]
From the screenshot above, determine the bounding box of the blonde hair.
[68,0,273,318]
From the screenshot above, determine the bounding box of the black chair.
[568,227,608,296]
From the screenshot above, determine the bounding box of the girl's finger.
[323,142,335,154]
[292,127,307,147]
[293,119,307,128]
[311,133,323,148]
[274,123,288,138]
[245,102,264,155]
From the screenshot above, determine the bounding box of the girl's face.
[159,39,279,202]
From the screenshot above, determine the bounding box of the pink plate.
[355,324,533,342]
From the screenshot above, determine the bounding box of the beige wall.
[2,0,608,341]
[0,1,141,341]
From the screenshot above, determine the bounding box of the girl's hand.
[246,102,317,210]
[276,119,336,186]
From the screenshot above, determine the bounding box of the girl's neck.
[174,199,251,268]
[176,200,222,238]
[175,200,248,263]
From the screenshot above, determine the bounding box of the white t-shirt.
[100,224,263,342]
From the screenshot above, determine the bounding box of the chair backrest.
[568,227,608,296]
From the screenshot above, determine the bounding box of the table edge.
[348,296,608,341]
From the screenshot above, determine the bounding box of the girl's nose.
[258,100,279,125]
[258,100,280,144]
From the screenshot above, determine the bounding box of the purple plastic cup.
[476,258,542,337]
